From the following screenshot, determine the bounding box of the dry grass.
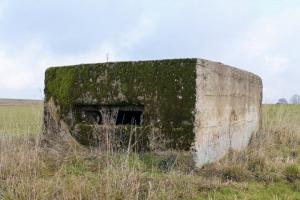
[0,104,300,199]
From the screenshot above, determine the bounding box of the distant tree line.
[277,94,300,104]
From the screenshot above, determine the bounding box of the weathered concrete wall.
[193,59,262,166]
[44,59,197,150]
[43,58,262,166]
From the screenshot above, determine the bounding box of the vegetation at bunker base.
[0,104,300,199]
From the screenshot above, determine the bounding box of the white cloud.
[0,42,120,99]
[0,16,156,99]
[120,16,156,49]
[0,48,37,90]
[1,0,300,102]
[219,5,300,102]
[262,55,289,75]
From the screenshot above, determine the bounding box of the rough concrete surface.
[43,58,262,166]
[194,59,262,166]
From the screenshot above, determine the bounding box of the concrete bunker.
[43,58,262,166]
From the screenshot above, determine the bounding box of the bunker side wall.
[194,59,262,166]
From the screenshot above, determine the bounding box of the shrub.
[285,164,300,182]
[221,165,251,182]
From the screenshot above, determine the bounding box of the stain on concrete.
[43,58,262,166]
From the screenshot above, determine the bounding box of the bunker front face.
[44,58,262,166]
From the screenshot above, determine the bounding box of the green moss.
[74,123,95,146]
[45,67,76,113]
[45,59,197,150]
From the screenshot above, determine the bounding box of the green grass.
[0,104,300,199]
[0,103,42,136]
[199,182,300,199]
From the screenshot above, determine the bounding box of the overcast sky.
[0,0,299,102]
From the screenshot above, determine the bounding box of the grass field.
[0,103,300,199]
[0,102,43,136]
